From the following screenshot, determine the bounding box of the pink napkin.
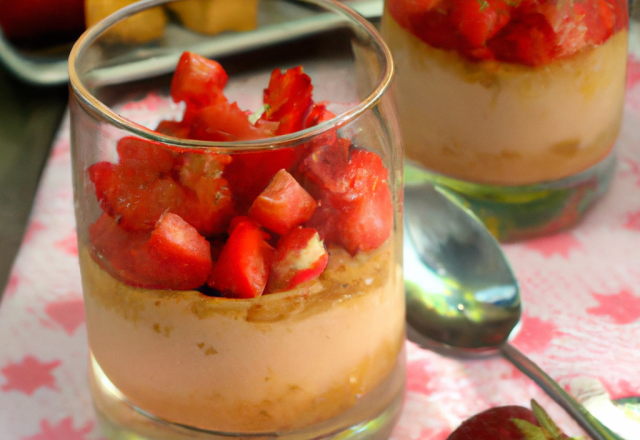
[1,57,639,439]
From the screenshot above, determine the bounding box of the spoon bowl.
[403,164,628,440]
[404,182,520,353]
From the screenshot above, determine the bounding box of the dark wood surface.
[0,65,67,296]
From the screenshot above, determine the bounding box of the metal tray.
[0,0,382,86]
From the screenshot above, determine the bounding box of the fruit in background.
[387,0,627,65]
[0,0,85,43]
[166,0,259,35]
[85,0,167,43]
[447,400,577,440]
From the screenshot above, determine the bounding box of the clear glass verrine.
[69,1,405,438]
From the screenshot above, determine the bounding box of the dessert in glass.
[68,0,405,438]
[382,0,629,240]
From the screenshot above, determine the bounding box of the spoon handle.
[500,343,624,440]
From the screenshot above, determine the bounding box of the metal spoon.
[402,171,631,440]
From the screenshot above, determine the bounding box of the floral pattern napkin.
[0,52,639,440]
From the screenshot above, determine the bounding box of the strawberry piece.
[581,0,616,46]
[171,51,228,109]
[304,102,335,129]
[304,201,341,244]
[88,136,191,233]
[227,215,260,234]
[303,147,393,254]
[208,222,275,298]
[174,151,236,236]
[342,149,390,200]
[300,137,351,195]
[93,166,186,232]
[337,178,394,254]
[88,214,154,287]
[117,136,175,175]
[188,101,272,142]
[451,0,510,48]
[224,148,300,213]
[408,6,462,53]
[266,227,328,293]
[261,66,313,135]
[335,149,393,253]
[155,119,191,138]
[386,0,440,29]
[88,161,118,217]
[248,169,317,235]
[487,12,558,66]
[303,102,338,150]
[141,213,212,289]
[89,152,233,236]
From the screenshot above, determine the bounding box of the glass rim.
[68,0,395,151]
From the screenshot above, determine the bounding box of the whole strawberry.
[448,400,582,440]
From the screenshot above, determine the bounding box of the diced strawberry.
[451,0,510,48]
[188,101,271,142]
[336,181,394,254]
[487,12,557,66]
[88,214,154,286]
[304,101,335,128]
[299,137,351,195]
[342,149,389,201]
[155,119,191,138]
[88,161,117,216]
[303,147,393,254]
[581,0,616,45]
[386,0,441,29]
[261,66,313,135]
[248,169,317,235]
[176,150,231,187]
[390,0,625,65]
[224,148,300,213]
[171,51,228,109]
[118,177,187,232]
[254,119,280,136]
[611,0,629,33]
[174,151,236,237]
[227,215,260,234]
[266,227,328,293]
[303,102,338,148]
[208,222,275,298]
[117,136,175,175]
[140,213,212,289]
[408,6,462,53]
